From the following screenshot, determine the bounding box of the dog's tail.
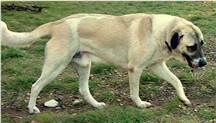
[1,21,53,47]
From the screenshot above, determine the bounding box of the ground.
[1,1,216,123]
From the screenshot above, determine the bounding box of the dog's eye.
[187,44,197,52]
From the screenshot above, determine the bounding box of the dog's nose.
[198,57,207,67]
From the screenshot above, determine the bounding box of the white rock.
[73,99,83,105]
[44,99,58,107]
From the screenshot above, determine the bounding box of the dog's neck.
[158,41,173,60]
[165,41,172,52]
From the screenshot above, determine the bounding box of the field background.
[1,1,216,123]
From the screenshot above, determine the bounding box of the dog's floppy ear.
[170,32,183,49]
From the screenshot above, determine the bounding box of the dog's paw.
[182,100,192,106]
[137,101,152,108]
[94,102,106,109]
[29,106,40,114]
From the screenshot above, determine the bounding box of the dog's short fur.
[1,13,207,114]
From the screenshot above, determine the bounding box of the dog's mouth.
[182,53,201,70]
[182,53,207,70]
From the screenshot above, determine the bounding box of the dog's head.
[166,19,207,69]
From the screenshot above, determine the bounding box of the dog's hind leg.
[73,62,106,109]
[149,62,191,106]
[28,38,76,114]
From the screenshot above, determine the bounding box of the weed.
[140,72,161,84]
[91,64,117,74]
[164,96,181,112]
[197,106,216,121]
[1,47,28,59]
[98,91,116,102]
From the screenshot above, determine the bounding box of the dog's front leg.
[149,62,191,106]
[74,63,106,109]
[128,67,152,108]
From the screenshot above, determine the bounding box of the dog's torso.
[54,14,177,68]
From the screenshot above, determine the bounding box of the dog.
[1,13,207,114]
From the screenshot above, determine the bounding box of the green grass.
[1,47,28,59]
[20,103,216,123]
[21,106,167,123]
[1,1,216,123]
[91,64,117,74]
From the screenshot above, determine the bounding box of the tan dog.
[1,13,207,114]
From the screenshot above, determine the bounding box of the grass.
[1,1,216,123]
[1,47,28,59]
[20,106,174,123]
[20,101,216,123]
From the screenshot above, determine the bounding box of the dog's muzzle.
[191,57,207,68]
[182,53,207,69]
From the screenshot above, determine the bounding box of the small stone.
[55,107,61,110]
[73,99,83,105]
[44,99,58,107]
[72,113,77,116]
